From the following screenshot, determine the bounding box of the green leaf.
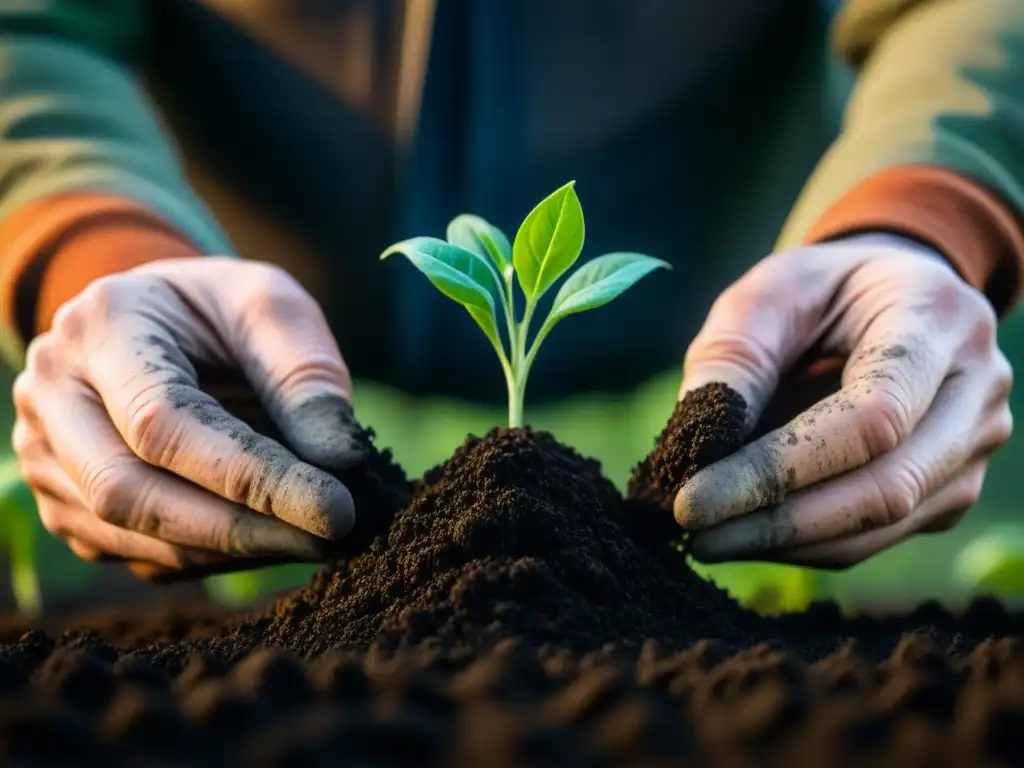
[548,252,670,324]
[447,215,513,281]
[513,181,585,300]
[466,306,503,350]
[381,236,502,344]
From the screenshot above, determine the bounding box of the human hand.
[675,233,1013,568]
[13,256,365,580]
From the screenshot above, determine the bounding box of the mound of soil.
[0,384,1022,766]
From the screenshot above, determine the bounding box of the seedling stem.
[381,182,669,428]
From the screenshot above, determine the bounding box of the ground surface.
[0,385,1021,767]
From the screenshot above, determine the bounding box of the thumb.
[680,254,846,430]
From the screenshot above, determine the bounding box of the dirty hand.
[675,233,1013,568]
[13,257,364,580]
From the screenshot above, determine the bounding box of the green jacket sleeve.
[778,0,1024,307]
[0,1,235,365]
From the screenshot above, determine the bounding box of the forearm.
[3,197,203,339]
[0,5,234,366]
[779,0,1024,315]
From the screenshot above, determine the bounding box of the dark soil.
[0,385,1022,766]
[627,382,747,548]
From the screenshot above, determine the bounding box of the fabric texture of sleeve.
[777,0,1024,316]
[0,1,235,367]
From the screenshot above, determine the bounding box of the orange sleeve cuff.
[802,165,1024,316]
[0,194,200,342]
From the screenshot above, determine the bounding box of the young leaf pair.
[380,181,669,428]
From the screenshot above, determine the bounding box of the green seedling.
[381,181,669,427]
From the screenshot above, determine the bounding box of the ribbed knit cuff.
[802,165,1024,316]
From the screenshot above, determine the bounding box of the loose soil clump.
[0,385,1021,766]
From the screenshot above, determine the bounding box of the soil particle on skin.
[0,384,1023,766]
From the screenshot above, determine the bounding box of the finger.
[742,463,988,570]
[20,396,255,573]
[30,376,335,561]
[36,492,223,570]
[680,251,857,429]
[152,260,367,471]
[689,371,995,560]
[81,321,355,540]
[676,323,955,532]
[16,427,235,569]
[14,424,86,507]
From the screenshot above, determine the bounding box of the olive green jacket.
[1,0,1023,402]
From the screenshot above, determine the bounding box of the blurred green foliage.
[954,523,1024,608]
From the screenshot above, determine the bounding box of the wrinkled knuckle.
[124,391,177,464]
[12,373,38,417]
[922,274,963,309]
[965,285,998,322]
[269,356,350,397]
[880,482,918,526]
[992,407,1014,448]
[964,303,998,355]
[868,465,919,527]
[710,278,771,319]
[84,458,138,525]
[224,459,273,515]
[245,264,307,309]
[252,262,299,288]
[857,389,912,458]
[50,299,90,345]
[685,327,777,393]
[990,352,1014,402]
[77,274,130,321]
[23,335,61,381]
